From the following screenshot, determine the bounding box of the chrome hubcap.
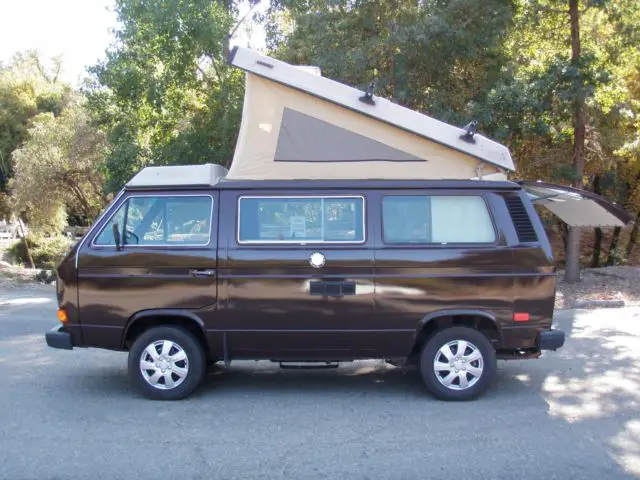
[433,340,483,391]
[140,340,189,390]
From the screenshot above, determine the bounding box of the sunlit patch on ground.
[611,421,640,477]
[542,308,640,475]
[0,296,53,306]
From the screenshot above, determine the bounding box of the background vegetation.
[1,0,638,276]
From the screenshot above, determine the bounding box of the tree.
[265,0,516,125]
[482,0,640,278]
[10,99,107,233]
[0,51,71,192]
[86,0,259,192]
[565,0,587,282]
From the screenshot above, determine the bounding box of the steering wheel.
[125,229,140,245]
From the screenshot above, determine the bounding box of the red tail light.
[513,312,530,322]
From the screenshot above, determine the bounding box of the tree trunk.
[591,175,602,267]
[564,0,585,283]
[626,211,640,257]
[605,227,622,266]
[387,0,397,99]
[559,220,568,253]
[18,220,35,269]
[223,0,234,59]
[591,227,603,267]
[565,227,581,282]
[569,0,585,187]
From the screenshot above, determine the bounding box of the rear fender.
[121,309,206,349]
[416,309,502,344]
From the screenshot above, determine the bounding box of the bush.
[7,234,73,269]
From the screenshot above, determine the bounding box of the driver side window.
[94,195,212,246]
[94,204,125,246]
[94,197,157,246]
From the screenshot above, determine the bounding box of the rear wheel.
[419,326,496,401]
[128,326,206,400]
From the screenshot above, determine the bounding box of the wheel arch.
[411,309,502,357]
[122,309,208,353]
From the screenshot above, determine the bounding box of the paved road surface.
[1,284,640,479]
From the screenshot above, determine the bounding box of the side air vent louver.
[505,196,538,243]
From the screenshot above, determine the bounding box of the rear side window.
[94,195,213,246]
[382,195,495,244]
[238,196,365,243]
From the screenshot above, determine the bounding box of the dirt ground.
[555,266,640,309]
[0,241,43,288]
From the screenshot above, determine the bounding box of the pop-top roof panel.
[228,47,515,172]
[126,164,228,188]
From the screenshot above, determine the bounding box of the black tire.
[419,326,496,401]
[128,326,206,400]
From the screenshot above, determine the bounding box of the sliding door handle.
[309,280,356,296]
[189,269,216,278]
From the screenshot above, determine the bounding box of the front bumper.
[537,329,565,351]
[45,325,73,350]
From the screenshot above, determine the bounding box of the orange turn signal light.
[57,308,69,324]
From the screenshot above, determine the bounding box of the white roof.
[228,47,515,172]
[126,164,228,188]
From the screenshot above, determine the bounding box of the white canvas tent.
[227,47,514,181]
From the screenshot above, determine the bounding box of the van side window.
[238,196,365,243]
[94,195,213,246]
[382,195,495,244]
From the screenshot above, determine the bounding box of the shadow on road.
[200,361,425,399]
[494,308,640,477]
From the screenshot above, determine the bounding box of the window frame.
[91,193,215,249]
[236,195,367,245]
[380,192,498,247]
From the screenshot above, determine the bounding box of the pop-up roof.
[227,47,514,180]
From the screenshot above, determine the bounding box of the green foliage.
[7,234,72,269]
[267,0,516,125]
[10,99,107,232]
[0,52,72,191]
[0,193,11,220]
[85,0,247,192]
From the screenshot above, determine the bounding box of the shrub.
[7,234,73,269]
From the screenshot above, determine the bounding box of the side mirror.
[112,223,122,250]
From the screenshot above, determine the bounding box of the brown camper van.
[45,48,632,400]
[45,164,631,401]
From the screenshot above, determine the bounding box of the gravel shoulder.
[555,266,640,309]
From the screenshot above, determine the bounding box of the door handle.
[190,269,216,278]
[309,280,356,296]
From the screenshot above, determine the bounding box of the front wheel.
[128,326,206,400]
[419,326,496,401]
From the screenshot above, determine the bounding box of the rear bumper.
[45,325,73,350]
[537,329,565,351]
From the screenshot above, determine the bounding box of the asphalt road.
[1,285,640,480]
